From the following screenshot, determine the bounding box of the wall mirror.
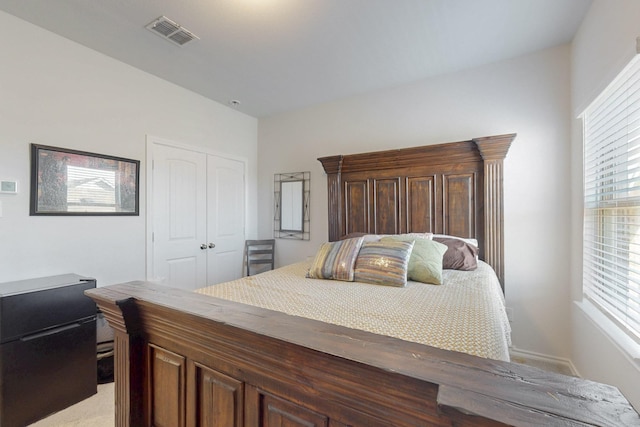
[30,144,140,215]
[274,172,310,240]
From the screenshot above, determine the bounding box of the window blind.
[583,54,640,343]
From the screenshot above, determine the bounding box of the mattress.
[196,260,512,361]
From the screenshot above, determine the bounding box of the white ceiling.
[0,0,592,118]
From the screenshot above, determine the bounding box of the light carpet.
[29,383,114,427]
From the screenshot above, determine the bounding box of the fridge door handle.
[20,322,82,342]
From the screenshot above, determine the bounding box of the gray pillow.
[433,237,478,271]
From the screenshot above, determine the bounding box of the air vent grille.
[146,16,198,46]
[152,19,180,37]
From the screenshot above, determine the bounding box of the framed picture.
[30,144,140,216]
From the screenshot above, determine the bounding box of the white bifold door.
[150,142,245,290]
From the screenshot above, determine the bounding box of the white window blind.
[583,54,640,343]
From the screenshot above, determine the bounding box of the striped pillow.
[307,237,364,281]
[381,236,447,284]
[354,240,414,287]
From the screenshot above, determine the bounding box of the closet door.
[150,142,246,289]
[206,155,245,285]
[152,144,207,290]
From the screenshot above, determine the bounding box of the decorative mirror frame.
[30,144,140,216]
[274,171,310,240]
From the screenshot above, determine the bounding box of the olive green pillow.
[380,236,447,285]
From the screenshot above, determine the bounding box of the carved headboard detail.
[318,133,515,291]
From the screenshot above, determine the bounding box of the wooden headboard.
[318,133,515,290]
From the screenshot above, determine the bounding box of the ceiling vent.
[145,16,199,46]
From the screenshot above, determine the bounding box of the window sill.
[575,299,640,367]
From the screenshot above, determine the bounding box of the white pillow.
[361,232,433,242]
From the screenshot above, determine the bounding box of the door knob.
[200,244,207,250]
[208,243,216,249]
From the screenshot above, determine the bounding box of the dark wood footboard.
[87,282,640,427]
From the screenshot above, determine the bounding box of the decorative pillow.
[353,240,414,287]
[433,237,479,271]
[307,237,364,281]
[381,236,447,285]
[432,234,478,248]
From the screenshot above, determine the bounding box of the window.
[582,55,640,343]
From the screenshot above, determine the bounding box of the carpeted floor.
[29,383,114,427]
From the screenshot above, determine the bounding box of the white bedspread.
[196,260,511,361]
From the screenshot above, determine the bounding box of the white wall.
[570,0,640,410]
[0,11,258,286]
[259,45,573,360]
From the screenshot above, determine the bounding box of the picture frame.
[30,144,140,216]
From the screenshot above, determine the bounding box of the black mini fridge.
[0,274,97,427]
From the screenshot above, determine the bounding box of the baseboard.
[509,347,580,377]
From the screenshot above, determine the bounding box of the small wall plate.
[0,180,18,194]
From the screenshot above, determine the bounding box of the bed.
[86,134,640,427]
[195,258,512,362]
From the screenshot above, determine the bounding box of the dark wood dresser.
[0,274,97,427]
